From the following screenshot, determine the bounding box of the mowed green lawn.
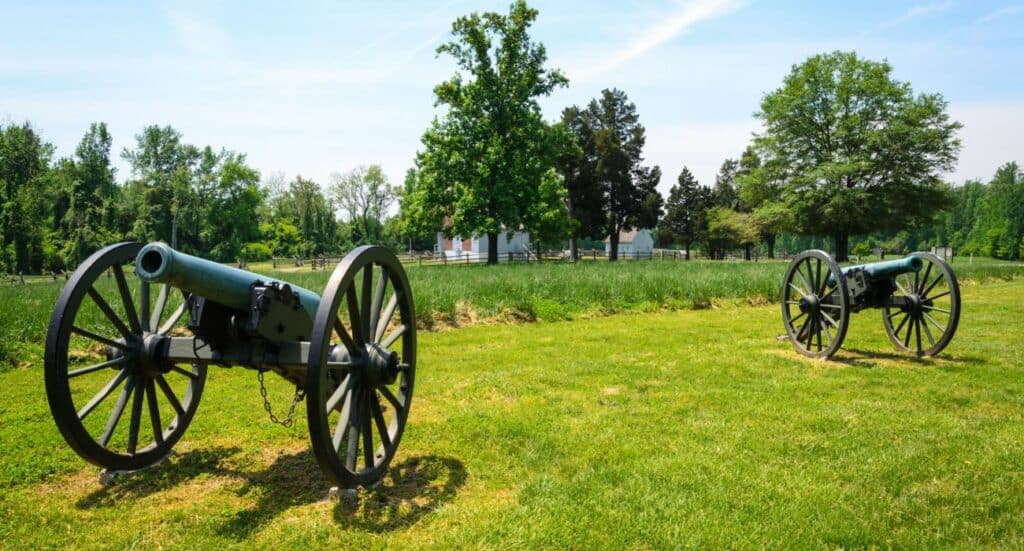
[1,279,1022,548]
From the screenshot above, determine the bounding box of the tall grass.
[2,256,1021,368]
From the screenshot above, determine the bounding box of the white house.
[605,228,654,256]
[435,230,531,261]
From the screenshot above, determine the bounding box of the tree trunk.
[834,232,849,262]
[743,243,752,261]
[766,233,776,259]
[487,232,498,265]
[569,236,579,261]
[684,239,692,260]
[608,230,619,261]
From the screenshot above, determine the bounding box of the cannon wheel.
[781,250,850,359]
[882,252,961,357]
[307,246,416,489]
[44,242,205,471]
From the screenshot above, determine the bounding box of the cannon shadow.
[835,348,985,369]
[76,445,466,537]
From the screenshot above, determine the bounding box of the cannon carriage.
[44,241,415,489]
[780,250,960,359]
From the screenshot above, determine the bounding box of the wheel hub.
[799,294,820,314]
[363,343,400,388]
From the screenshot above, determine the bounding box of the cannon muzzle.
[135,242,321,317]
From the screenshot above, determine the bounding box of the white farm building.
[435,231,531,261]
[605,228,654,256]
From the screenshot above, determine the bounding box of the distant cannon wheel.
[44,242,205,471]
[882,252,961,357]
[781,249,850,359]
[307,246,416,489]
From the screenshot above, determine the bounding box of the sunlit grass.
[1,279,1022,547]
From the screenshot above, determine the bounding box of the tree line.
[0,122,410,274]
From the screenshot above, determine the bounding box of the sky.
[1,0,1022,198]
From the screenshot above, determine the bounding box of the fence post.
[418,256,423,268]
[443,252,447,265]
[20,271,26,285]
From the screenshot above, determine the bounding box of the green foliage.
[560,88,663,260]
[410,0,568,264]
[330,165,398,245]
[240,242,273,261]
[660,166,710,257]
[754,51,960,260]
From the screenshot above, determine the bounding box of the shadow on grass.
[333,455,467,533]
[837,348,985,369]
[76,446,466,537]
[76,446,242,508]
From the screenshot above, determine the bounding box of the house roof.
[604,228,647,244]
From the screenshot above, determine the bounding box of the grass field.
[1,276,1022,548]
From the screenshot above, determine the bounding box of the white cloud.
[977,5,1022,23]
[164,8,231,57]
[573,0,746,82]
[879,1,954,28]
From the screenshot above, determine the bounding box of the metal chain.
[257,371,305,428]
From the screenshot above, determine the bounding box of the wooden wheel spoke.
[892,312,910,341]
[169,365,198,380]
[333,318,359,356]
[139,281,151,332]
[926,290,951,301]
[922,311,946,334]
[86,288,134,340]
[158,299,187,335]
[379,385,404,412]
[112,265,142,335]
[126,375,146,453]
[814,258,823,295]
[360,266,373,343]
[381,324,406,349]
[361,391,374,468]
[920,315,936,347]
[346,286,365,346]
[795,264,814,296]
[72,325,128,351]
[820,315,833,345]
[332,385,355,451]
[326,375,352,413]
[370,392,392,452]
[914,316,923,351]
[150,284,170,333]
[820,310,840,329]
[788,282,807,298]
[369,266,389,342]
[375,293,399,343]
[155,374,185,417]
[918,262,933,297]
[922,305,950,314]
[99,376,136,447]
[894,278,910,296]
[77,369,129,420]
[69,356,127,378]
[145,379,164,446]
[921,272,945,299]
[903,316,913,348]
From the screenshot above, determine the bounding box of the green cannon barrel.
[828,255,923,285]
[135,242,321,318]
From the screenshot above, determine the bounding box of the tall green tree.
[554,107,602,260]
[754,51,961,260]
[204,153,262,261]
[330,165,399,245]
[711,158,740,210]
[411,0,569,264]
[272,176,339,255]
[571,88,662,261]
[0,122,55,273]
[121,125,200,249]
[661,166,710,259]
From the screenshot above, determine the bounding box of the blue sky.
[1,0,1021,197]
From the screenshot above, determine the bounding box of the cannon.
[44,242,415,488]
[780,250,960,359]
